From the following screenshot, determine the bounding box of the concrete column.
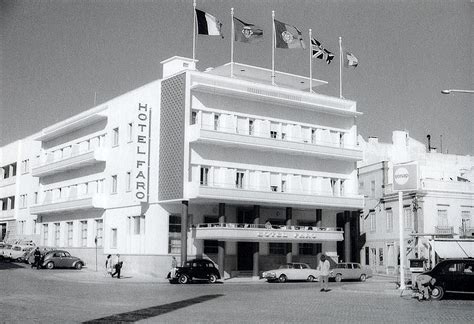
[286,207,293,263]
[217,203,226,278]
[253,205,260,277]
[181,201,188,266]
[344,211,351,262]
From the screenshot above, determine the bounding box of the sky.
[1,0,473,155]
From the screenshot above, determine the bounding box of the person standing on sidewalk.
[318,254,331,292]
[32,247,41,269]
[170,256,178,279]
[111,254,122,279]
[105,254,113,276]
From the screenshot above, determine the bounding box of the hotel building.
[2,57,364,277]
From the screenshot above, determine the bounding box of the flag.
[195,9,223,38]
[273,19,305,49]
[311,37,335,64]
[344,51,358,68]
[233,17,263,43]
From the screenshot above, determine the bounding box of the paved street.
[1,260,473,324]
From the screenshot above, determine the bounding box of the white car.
[262,262,322,283]
[8,245,34,261]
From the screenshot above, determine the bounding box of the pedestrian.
[33,247,41,269]
[111,254,122,279]
[317,254,331,292]
[170,256,177,279]
[105,254,113,276]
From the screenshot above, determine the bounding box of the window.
[21,159,29,174]
[2,165,9,179]
[127,123,133,142]
[370,180,375,197]
[67,222,73,247]
[270,131,277,139]
[270,185,278,192]
[8,196,15,210]
[299,243,322,255]
[96,219,103,247]
[131,215,145,235]
[191,111,197,125]
[81,221,88,247]
[369,211,376,232]
[111,228,117,248]
[249,119,254,135]
[34,192,38,204]
[112,127,119,146]
[269,243,287,255]
[2,198,7,210]
[379,248,384,266]
[11,163,17,177]
[204,216,218,254]
[386,209,393,232]
[126,172,132,192]
[20,194,27,209]
[461,211,471,229]
[18,220,25,235]
[168,215,181,253]
[200,167,209,186]
[54,223,60,246]
[404,206,412,229]
[43,224,49,246]
[111,175,118,194]
[437,209,448,227]
[281,180,287,193]
[236,171,244,189]
[32,219,37,235]
[214,114,220,131]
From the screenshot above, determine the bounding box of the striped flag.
[233,17,263,43]
[344,51,358,68]
[274,19,305,49]
[195,9,223,38]
[311,37,335,64]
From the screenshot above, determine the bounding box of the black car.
[417,258,474,300]
[167,259,221,284]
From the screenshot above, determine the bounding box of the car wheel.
[335,274,342,282]
[178,274,189,284]
[359,274,367,282]
[307,275,315,282]
[278,274,287,283]
[75,263,83,270]
[430,285,444,300]
[208,274,218,284]
[46,262,54,270]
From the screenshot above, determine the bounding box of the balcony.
[0,209,15,220]
[193,223,343,243]
[32,146,107,177]
[189,184,364,210]
[189,126,362,161]
[435,226,454,236]
[30,194,106,215]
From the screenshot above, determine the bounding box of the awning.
[430,240,474,258]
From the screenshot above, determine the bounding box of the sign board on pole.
[393,163,418,191]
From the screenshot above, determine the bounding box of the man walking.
[111,254,122,279]
[32,247,41,269]
[318,254,331,292]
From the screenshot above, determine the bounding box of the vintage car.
[416,258,474,300]
[167,258,221,284]
[40,250,85,270]
[330,262,372,282]
[8,245,34,261]
[0,243,13,259]
[261,262,322,283]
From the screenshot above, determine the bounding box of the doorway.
[237,208,255,271]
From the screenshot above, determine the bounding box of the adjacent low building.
[1,56,364,277]
[358,131,474,274]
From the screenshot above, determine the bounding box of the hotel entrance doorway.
[237,209,254,271]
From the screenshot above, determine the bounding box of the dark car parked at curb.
[167,259,221,284]
[416,258,474,300]
[41,250,85,270]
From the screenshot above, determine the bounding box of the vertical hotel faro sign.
[393,162,418,191]
[135,103,150,201]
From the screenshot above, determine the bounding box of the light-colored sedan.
[330,262,373,282]
[8,245,34,261]
[262,262,322,283]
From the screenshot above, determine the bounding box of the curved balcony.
[193,223,343,242]
[30,194,106,215]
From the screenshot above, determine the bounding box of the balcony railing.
[435,226,454,235]
[193,223,344,242]
[30,194,106,215]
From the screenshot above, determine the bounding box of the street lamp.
[441,89,474,94]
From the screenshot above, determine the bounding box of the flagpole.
[309,29,313,93]
[339,36,343,99]
[231,8,234,77]
[193,0,196,63]
[272,10,275,86]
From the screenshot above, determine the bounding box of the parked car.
[167,259,221,284]
[8,245,34,261]
[261,262,322,283]
[40,250,85,270]
[416,258,474,300]
[0,244,13,259]
[330,262,372,282]
[25,247,54,265]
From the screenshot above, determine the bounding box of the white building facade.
[358,131,474,274]
[3,57,364,277]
